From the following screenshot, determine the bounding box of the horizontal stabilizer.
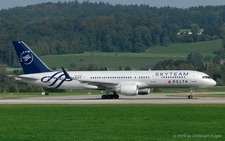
[7,75,38,81]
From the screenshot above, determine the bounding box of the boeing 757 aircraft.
[10,41,216,99]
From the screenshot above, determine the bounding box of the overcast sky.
[0,0,225,9]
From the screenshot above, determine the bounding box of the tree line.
[0,1,225,67]
[1,51,224,93]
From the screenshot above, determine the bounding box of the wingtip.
[61,67,72,80]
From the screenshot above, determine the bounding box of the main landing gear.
[188,87,195,99]
[101,90,119,99]
[101,94,119,99]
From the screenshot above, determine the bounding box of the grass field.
[146,39,221,55]
[160,86,225,93]
[38,40,222,70]
[0,90,103,99]
[0,105,224,141]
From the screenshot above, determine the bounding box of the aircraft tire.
[188,95,193,99]
[106,95,111,99]
[110,95,114,99]
[102,94,119,99]
[102,95,106,99]
[114,94,119,99]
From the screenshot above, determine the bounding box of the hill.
[40,40,222,70]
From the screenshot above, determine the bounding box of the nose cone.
[213,80,217,86]
[199,78,217,88]
[210,79,217,86]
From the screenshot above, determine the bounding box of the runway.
[0,93,225,104]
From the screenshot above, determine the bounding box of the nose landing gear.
[188,87,195,99]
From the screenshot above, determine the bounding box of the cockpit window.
[202,76,211,79]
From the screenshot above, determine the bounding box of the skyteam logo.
[20,50,33,65]
[41,72,73,88]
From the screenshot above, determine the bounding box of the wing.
[79,79,119,88]
[8,75,39,81]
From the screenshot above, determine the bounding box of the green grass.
[146,39,221,56]
[0,90,103,99]
[159,86,225,93]
[0,105,224,141]
[40,52,160,70]
[38,40,222,70]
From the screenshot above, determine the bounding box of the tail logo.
[20,50,33,65]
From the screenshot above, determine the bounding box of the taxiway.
[0,93,225,104]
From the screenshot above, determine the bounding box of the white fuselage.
[16,70,216,90]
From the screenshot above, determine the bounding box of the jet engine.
[115,84,138,96]
[138,88,150,95]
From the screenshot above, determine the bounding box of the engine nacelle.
[138,88,150,95]
[115,84,138,96]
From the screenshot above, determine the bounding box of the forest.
[1,0,225,92]
[0,1,225,67]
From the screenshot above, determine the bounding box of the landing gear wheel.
[114,94,119,99]
[188,87,195,99]
[113,92,119,99]
[102,90,119,99]
[102,95,106,99]
[101,95,113,99]
[106,95,110,99]
[106,95,113,99]
[101,94,119,99]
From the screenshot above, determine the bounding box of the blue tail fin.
[12,41,52,74]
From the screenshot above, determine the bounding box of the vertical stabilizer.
[12,41,52,74]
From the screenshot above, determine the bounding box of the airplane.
[10,40,217,99]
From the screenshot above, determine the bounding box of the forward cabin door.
[192,74,196,82]
[151,74,156,82]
